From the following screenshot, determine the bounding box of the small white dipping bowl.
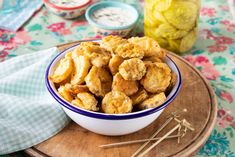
[43,0,92,19]
[45,41,182,136]
[85,2,139,37]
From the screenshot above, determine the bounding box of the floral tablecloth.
[0,0,235,156]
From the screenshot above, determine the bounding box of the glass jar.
[144,0,200,54]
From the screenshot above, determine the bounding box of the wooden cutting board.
[24,41,217,157]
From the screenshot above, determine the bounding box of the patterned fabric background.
[0,0,234,156]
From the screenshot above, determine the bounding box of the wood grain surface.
[24,41,217,157]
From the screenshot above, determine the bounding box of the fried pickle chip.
[71,55,91,85]
[112,73,138,96]
[179,28,197,53]
[102,91,132,114]
[128,36,165,58]
[85,66,112,97]
[155,24,188,39]
[100,35,127,53]
[79,42,111,67]
[130,89,148,106]
[58,86,73,102]
[119,58,146,80]
[65,83,89,95]
[141,63,171,93]
[138,92,166,109]
[50,57,73,83]
[143,56,163,63]
[72,92,99,111]
[108,55,124,75]
[115,43,144,59]
[163,1,198,30]
[153,0,172,12]
[166,72,177,93]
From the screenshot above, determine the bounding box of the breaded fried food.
[141,63,171,93]
[143,55,163,63]
[100,35,127,53]
[128,36,166,59]
[112,73,138,96]
[72,92,99,111]
[65,83,89,95]
[49,57,73,83]
[85,66,112,97]
[71,55,91,85]
[102,91,132,114]
[108,55,124,75]
[115,43,145,59]
[130,89,148,106]
[119,58,146,80]
[79,42,111,67]
[138,92,166,109]
[58,86,73,102]
[166,72,177,92]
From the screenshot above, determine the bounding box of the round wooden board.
[24,41,217,157]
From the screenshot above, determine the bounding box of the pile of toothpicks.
[99,109,195,157]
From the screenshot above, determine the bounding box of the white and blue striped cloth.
[0,0,43,31]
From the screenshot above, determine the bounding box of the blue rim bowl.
[45,40,182,120]
[85,2,139,30]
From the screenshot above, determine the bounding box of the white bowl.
[43,0,92,19]
[45,41,182,136]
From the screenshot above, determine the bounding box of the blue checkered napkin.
[0,47,70,155]
[0,0,43,31]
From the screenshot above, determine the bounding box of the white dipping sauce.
[49,0,89,7]
[92,7,135,27]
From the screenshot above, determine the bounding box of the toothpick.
[174,118,195,131]
[137,123,181,157]
[131,115,174,157]
[99,134,181,148]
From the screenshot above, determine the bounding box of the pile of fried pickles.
[144,0,200,53]
[49,36,177,114]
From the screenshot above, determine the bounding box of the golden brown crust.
[115,43,145,59]
[58,86,73,102]
[108,55,124,75]
[112,73,138,96]
[100,35,127,53]
[138,92,166,109]
[119,58,146,80]
[101,91,132,114]
[141,62,171,93]
[130,89,148,106]
[85,66,112,97]
[64,83,89,95]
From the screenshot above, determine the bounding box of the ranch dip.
[92,7,135,27]
[49,0,89,7]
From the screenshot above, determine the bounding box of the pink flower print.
[201,7,216,17]
[200,62,220,80]
[220,20,230,25]
[0,30,17,50]
[220,91,233,103]
[208,45,227,53]
[225,115,234,122]
[218,109,226,117]
[71,21,88,27]
[58,28,72,35]
[200,29,216,40]
[0,49,9,62]
[47,22,65,32]
[14,30,31,45]
[219,5,229,11]
[231,121,235,128]
[184,55,196,65]
[215,36,233,45]
[195,55,209,64]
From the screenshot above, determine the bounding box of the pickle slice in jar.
[144,10,161,27]
[167,39,181,53]
[179,27,197,53]
[153,0,172,12]
[155,37,169,48]
[153,10,167,23]
[163,1,198,30]
[155,23,188,39]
